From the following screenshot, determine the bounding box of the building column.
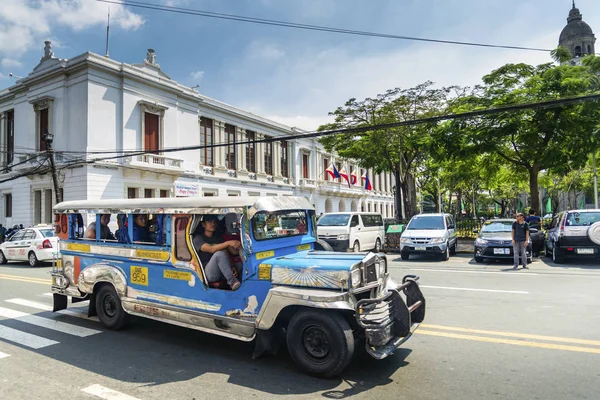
[237,127,246,172]
[0,113,5,167]
[214,120,226,169]
[274,139,281,177]
[257,133,265,174]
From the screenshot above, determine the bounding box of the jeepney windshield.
[252,210,310,241]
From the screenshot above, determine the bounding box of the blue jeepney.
[51,196,425,377]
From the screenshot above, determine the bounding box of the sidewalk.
[456,238,474,254]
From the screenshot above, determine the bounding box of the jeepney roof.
[53,196,314,216]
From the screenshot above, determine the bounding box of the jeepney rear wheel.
[287,310,354,378]
[96,285,129,330]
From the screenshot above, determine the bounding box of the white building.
[0,42,395,227]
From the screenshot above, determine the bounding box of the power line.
[93,0,564,54]
[49,93,600,171]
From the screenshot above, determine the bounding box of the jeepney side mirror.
[240,214,252,255]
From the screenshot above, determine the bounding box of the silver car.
[544,209,600,263]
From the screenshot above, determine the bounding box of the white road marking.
[0,325,59,349]
[6,299,100,322]
[0,351,10,359]
[81,384,141,400]
[42,293,53,297]
[420,285,529,294]
[0,306,100,337]
[407,268,539,276]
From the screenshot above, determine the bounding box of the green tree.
[441,59,600,213]
[318,82,449,219]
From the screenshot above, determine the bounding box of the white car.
[0,225,60,267]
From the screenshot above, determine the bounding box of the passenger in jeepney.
[85,214,116,240]
[132,214,152,242]
[192,214,242,290]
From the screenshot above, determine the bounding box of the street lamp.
[44,131,53,145]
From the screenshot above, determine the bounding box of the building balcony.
[123,153,184,171]
[300,178,317,188]
[319,180,365,197]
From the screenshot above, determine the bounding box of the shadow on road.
[0,309,412,397]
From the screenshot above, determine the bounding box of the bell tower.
[558,2,596,65]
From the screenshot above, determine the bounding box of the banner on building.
[174,183,199,197]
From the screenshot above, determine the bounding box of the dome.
[559,6,594,43]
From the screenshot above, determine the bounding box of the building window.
[302,153,309,179]
[39,108,48,151]
[203,192,215,197]
[5,110,14,166]
[144,189,154,198]
[575,46,582,57]
[281,141,288,178]
[200,117,214,166]
[34,190,42,225]
[588,45,592,54]
[4,193,12,218]
[127,188,138,199]
[44,189,52,224]
[323,158,329,181]
[264,137,273,175]
[160,189,169,198]
[31,97,53,152]
[246,131,256,173]
[225,124,236,170]
[144,113,160,154]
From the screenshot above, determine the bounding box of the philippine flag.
[350,169,358,185]
[361,171,373,190]
[339,166,350,186]
[326,163,341,179]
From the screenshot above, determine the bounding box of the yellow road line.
[0,274,51,285]
[421,323,600,347]
[417,329,600,355]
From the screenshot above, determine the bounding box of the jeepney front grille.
[364,263,377,283]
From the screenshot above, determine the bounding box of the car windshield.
[565,212,600,227]
[40,229,56,237]
[481,221,513,233]
[317,214,350,227]
[407,215,445,230]
[252,210,310,241]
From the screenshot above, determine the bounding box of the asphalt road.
[0,254,599,400]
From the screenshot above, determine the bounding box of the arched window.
[325,198,333,213]
[574,46,582,57]
[338,199,346,212]
[588,45,592,54]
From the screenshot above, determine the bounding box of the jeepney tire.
[0,251,7,264]
[286,310,354,378]
[28,251,39,267]
[315,239,334,252]
[95,284,129,330]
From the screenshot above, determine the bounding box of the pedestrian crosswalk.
[0,294,101,358]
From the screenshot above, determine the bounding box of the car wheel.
[353,241,360,253]
[449,242,457,256]
[286,310,354,378]
[314,239,334,252]
[28,252,39,267]
[474,252,483,263]
[374,238,382,253]
[0,251,7,264]
[552,244,564,264]
[95,285,129,330]
[400,252,410,260]
[545,243,552,258]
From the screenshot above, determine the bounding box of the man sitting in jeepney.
[192,214,242,290]
[133,214,152,242]
[85,214,115,240]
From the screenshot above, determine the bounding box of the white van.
[400,213,457,261]
[317,212,385,253]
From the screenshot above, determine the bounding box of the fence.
[454,217,481,239]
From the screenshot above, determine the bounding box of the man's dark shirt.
[512,221,529,242]
[193,233,224,266]
[525,215,541,228]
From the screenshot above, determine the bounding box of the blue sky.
[1,0,599,130]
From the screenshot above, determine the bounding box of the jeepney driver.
[193,215,242,290]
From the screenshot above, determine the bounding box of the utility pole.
[594,152,599,209]
[44,130,62,204]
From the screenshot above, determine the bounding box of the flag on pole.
[339,165,350,187]
[325,163,340,179]
[361,171,372,190]
[350,169,358,185]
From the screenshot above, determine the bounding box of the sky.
[1,0,599,131]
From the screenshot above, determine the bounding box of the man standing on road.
[512,213,529,269]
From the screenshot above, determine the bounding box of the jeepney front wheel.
[96,284,129,330]
[286,310,354,378]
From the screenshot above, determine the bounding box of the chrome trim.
[77,264,128,297]
[121,298,256,341]
[256,286,354,330]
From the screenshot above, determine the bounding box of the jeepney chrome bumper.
[355,275,425,360]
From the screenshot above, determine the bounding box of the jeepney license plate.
[494,248,510,255]
[415,246,426,251]
[577,248,594,254]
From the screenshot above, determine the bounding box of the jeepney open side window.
[174,216,192,261]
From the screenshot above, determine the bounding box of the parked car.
[400,213,457,261]
[473,219,532,264]
[0,225,60,266]
[544,209,600,263]
[317,212,385,252]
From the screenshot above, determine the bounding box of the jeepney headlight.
[351,268,362,287]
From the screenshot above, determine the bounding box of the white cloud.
[0,0,144,58]
[190,70,205,80]
[1,58,23,68]
[245,41,285,61]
